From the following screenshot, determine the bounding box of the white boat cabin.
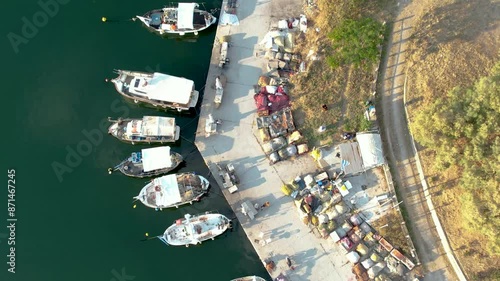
[141,146,174,171]
[126,73,195,105]
[126,116,177,138]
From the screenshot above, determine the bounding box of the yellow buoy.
[145,233,149,237]
[102,17,107,22]
[133,204,136,208]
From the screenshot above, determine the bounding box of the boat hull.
[230,277,267,281]
[108,118,181,144]
[137,7,217,36]
[110,70,199,112]
[136,173,210,209]
[118,151,183,178]
[162,213,230,246]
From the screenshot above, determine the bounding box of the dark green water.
[2,1,268,280]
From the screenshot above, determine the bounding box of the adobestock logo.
[51,99,130,183]
[7,0,71,54]
[51,64,161,183]
[110,267,135,281]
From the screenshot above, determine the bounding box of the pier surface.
[195,1,355,280]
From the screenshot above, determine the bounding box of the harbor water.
[2,0,268,280]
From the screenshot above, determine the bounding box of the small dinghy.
[136,3,217,36]
[230,276,267,281]
[108,116,180,144]
[159,213,231,246]
[135,173,210,209]
[109,146,182,178]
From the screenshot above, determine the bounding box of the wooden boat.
[109,146,182,178]
[230,276,267,281]
[110,70,199,112]
[108,116,180,144]
[158,213,230,246]
[135,173,210,209]
[136,3,217,36]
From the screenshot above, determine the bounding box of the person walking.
[285,256,295,270]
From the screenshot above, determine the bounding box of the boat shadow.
[231,0,257,22]
[117,96,199,117]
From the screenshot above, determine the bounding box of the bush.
[412,61,500,254]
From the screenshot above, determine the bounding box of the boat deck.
[120,161,143,175]
[143,173,206,207]
[166,214,228,245]
[111,119,179,143]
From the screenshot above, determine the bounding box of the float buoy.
[102,17,107,22]
[133,204,136,209]
[108,168,112,174]
[145,233,149,237]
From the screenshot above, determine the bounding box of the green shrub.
[327,18,385,69]
[412,61,500,254]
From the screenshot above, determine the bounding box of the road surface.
[378,2,457,280]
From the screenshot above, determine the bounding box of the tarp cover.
[254,87,290,113]
[153,175,182,206]
[356,132,385,169]
[219,10,239,25]
[141,146,173,172]
[147,72,194,104]
[141,116,176,136]
[338,142,364,175]
[254,92,269,113]
[177,3,196,29]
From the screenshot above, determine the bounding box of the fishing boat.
[158,213,231,246]
[135,173,210,209]
[110,70,199,112]
[136,3,217,36]
[230,277,267,281]
[108,116,180,144]
[109,146,183,178]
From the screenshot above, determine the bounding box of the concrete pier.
[195,1,355,280]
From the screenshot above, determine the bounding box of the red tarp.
[254,85,290,114]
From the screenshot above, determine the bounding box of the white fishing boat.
[159,213,231,246]
[135,173,210,209]
[136,3,217,36]
[108,116,180,144]
[230,276,267,281]
[109,146,183,178]
[110,70,199,112]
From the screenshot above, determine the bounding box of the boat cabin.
[124,116,177,140]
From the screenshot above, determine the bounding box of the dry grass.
[371,209,412,254]
[288,0,397,147]
[404,0,500,279]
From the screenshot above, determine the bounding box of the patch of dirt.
[287,0,398,147]
[404,0,500,279]
[405,0,499,109]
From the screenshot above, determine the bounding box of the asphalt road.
[377,3,456,281]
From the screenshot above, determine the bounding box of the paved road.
[378,3,456,281]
